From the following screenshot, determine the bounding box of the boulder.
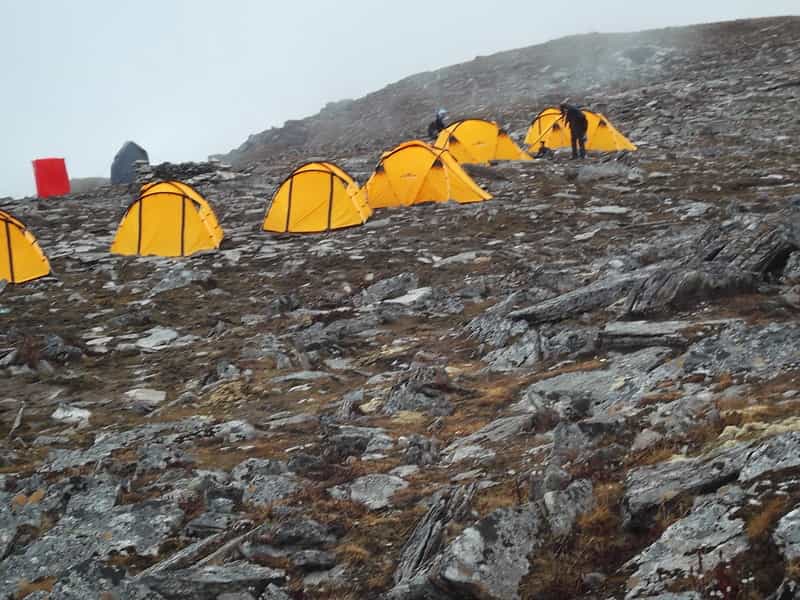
[430,505,542,599]
[625,487,748,598]
[329,474,408,510]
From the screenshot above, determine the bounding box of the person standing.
[559,102,588,159]
[427,108,448,140]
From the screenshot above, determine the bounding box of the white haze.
[0,0,796,198]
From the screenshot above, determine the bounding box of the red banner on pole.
[32,158,70,198]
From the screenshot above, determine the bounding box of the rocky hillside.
[222,17,800,169]
[1,15,800,600]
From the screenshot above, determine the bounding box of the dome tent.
[435,119,531,164]
[524,107,637,153]
[110,181,223,257]
[263,162,372,233]
[364,141,491,208]
[0,209,51,284]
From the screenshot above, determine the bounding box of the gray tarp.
[111,141,149,185]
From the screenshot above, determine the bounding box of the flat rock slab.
[51,404,91,425]
[385,287,433,306]
[264,413,318,430]
[446,444,497,465]
[445,415,535,459]
[136,327,179,351]
[0,500,183,595]
[586,205,631,215]
[682,322,800,378]
[329,474,408,510]
[625,487,748,598]
[434,251,490,268]
[125,388,167,407]
[624,443,749,519]
[271,371,331,383]
[738,431,800,482]
[521,346,672,415]
[626,432,800,519]
[602,320,693,342]
[144,561,285,600]
[242,475,301,508]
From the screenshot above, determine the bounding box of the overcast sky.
[0,1,796,198]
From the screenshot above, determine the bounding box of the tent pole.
[4,221,14,284]
[327,172,335,230]
[285,177,294,232]
[180,196,187,256]
[137,196,143,254]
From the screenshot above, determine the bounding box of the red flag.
[32,158,70,198]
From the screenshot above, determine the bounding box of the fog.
[0,0,796,198]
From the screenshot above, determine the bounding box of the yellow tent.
[110,180,224,257]
[263,161,372,233]
[524,107,637,153]
[364,141,491,209]
[435,119,531,164]
[0,209,50,284]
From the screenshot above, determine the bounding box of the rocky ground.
[2,15,800,600]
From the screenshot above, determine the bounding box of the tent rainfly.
[110,180,223,257]
[0,209,51,283]
[435,119,532,164]
[364,140,491,208]
[524,107,637,153]
[263,162,372,233]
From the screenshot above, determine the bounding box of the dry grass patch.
[577,482,623,535]
[527,358,606,385]
[736,400,800,425]
[390,484,438,509]
[637,390,684,408]
[190,437,303,472]
[713,372,735,392]
[472,480,520,515]
[14,578,56,599]
[786,559,800,580]
[632,444,679,467]
[746,495,791,541]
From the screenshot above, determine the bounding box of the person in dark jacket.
[427,108,448,140]
[560,102,588,159]
[534,141,554,159]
